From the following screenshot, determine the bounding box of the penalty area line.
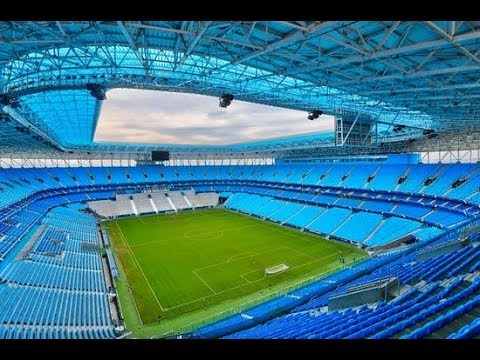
[192,270,217,294]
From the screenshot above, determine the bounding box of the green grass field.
[105,208,366,333]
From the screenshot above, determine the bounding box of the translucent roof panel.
[21,90,100,146]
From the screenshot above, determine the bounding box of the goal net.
[265,263,290,276]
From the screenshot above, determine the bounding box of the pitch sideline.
[116,222,166,312]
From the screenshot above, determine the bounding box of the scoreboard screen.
[151,151,170,161]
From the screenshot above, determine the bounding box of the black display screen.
[152,151,170,161]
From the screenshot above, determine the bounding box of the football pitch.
[106,208,366,327]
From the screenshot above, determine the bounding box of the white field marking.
[130,223,260,248]
[240,267,269,281]
[186,221,275,247]
[240,273,253,283]
[128,217,344,268]
[170,262,348,328]
[165,248,345,311]
[239,247,341,283]
[115,222,165,312]
[226,208,342,251]
[269,225,348,256]
[164,251,340,310]
[127,216,211,247]
[193,246,292,273]
[183,230,224,241]
[191,270,217,294]
[287,250,342,270]
[236,247,314,281]
[227,252,255,263]
[288,246,320,261]
[165,271,273,311]
[226,208,346,253]
[274,227,341,252]
[130,209,294,246]
[114,210,352,311]
[193,241,332,279]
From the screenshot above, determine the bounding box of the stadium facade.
[0,21,479,339]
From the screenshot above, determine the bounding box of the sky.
[94,89,334,146]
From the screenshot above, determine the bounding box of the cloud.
[94,89,334,145]
[207,111,226,119]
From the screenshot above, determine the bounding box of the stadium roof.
[1,21,480,158]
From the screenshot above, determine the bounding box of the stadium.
[0,20,479,340]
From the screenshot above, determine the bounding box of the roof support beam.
[275,21,309,31]
[117,21,149,74]
[414,50,437,71]
[285,29,480,76]
[425,21,452,40]
[375,21,401,51]
[319,29,441,91]
[55,21,67,37]
[328,64,479,87]
[339,110,362,146]
[424,21,480,66]
[450,21,456,37]
[387,93,480,102]
[128,22,263,51]
[233,21,338,65]
[364,81,480,95]
[26,21,117,68]
[175,21,213,70]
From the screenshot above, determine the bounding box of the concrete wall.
[328,278,399,311]
[416,240,463,261]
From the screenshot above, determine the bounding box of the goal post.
[265,263,290,276]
